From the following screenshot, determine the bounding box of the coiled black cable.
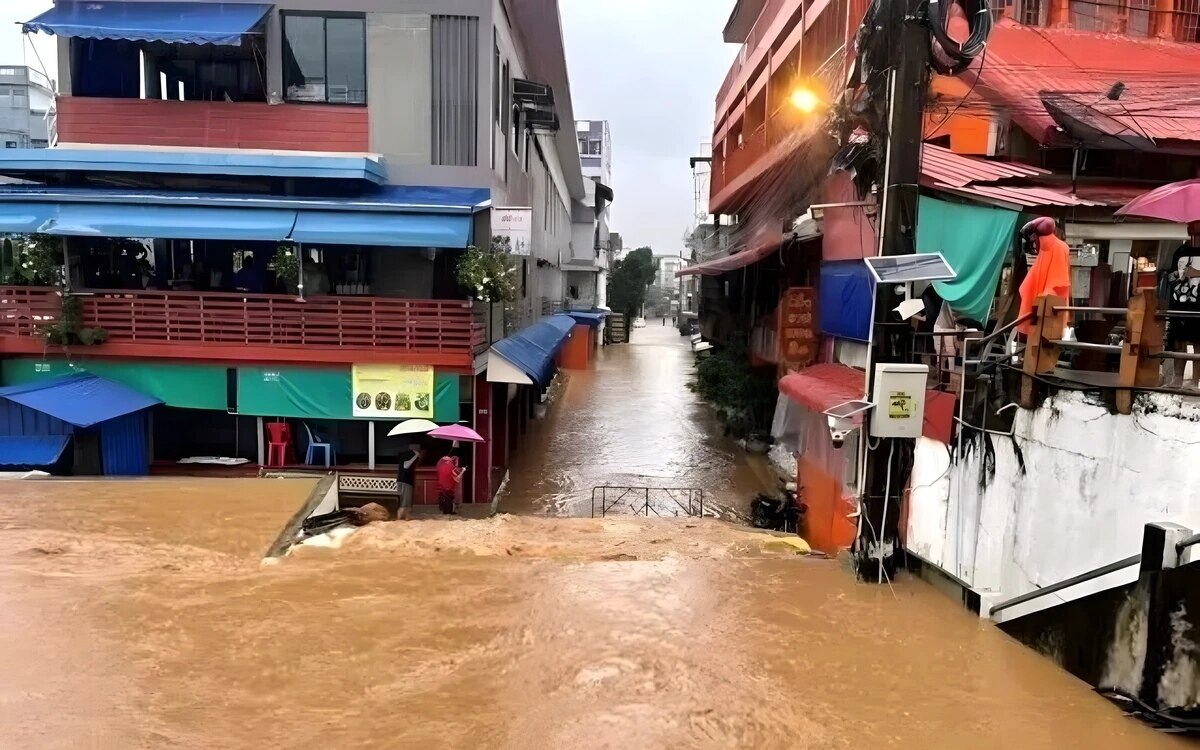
[928,0,993,75]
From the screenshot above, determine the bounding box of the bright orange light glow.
[790,87,821,113]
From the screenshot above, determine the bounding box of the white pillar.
[367,421,376,470]
[256,417,265,466]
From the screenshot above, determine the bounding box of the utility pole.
[855,0,931,582]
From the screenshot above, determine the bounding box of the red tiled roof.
[969,21,1200,143]
[779,363,866,415]
[921,143,1047,187]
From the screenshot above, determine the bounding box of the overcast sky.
[1,0,736,255]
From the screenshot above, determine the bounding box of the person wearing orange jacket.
[1017,217,1071,337]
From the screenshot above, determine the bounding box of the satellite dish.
[1039,91,1155,151]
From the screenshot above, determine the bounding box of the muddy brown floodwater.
[501,323,776,517]
[0,328,1190,748]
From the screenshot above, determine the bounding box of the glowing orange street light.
[789,86,821,114]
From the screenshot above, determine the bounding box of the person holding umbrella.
[427,425,485,515]
[396,439,425,521]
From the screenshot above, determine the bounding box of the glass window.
[283,14,366,105]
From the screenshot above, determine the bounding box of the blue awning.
[38,204,296,242]
[565,311,608,327]
[491,315,577,388]
[0,375,161,428]
[0,436,69,467]
[23,2,272,46]
[291,211,472,248]
[0,202,55,234]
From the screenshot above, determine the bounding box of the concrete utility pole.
[855,0,931,582]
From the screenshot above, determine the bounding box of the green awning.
[1,358,227,410]
[917,196,1019,323]
[237,366,461,422]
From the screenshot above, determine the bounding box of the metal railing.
[590,486,706,518]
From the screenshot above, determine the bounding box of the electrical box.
[870,363,929,439]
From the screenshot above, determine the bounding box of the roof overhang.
[23,1,272,47]
[0,145,388,185]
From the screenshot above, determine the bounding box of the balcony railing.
[55,97,370,152]
[0,287,485,365]
[717,0,792,111]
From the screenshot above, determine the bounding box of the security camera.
[827,414,856,450]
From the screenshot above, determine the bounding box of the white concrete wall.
[907,391,1200,610]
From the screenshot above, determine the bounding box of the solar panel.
[822,399,875,420]
[864,253,957,283]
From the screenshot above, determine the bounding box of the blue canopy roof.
[565,311,608,327]
[0,185,489,247]
[492,315,577,388]
[0,375,161,428]
[23,2,272,46]
[0,436,69,467]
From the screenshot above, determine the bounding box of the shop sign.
[778,287,817,373]
[492,207,533,256]
[352,364,435,419]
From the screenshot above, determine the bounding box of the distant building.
[0,66,53,149]
[655,255,683,288]
[575,119,611,184]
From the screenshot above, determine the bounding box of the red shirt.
[436,456,460,492]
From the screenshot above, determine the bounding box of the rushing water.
[0,327,1190,748]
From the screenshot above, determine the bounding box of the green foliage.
[273,244,300,288]
[691,338,777,437]
[607,246,658,317]
[4,234,63,286]
[457,236,518,304]
[40,293,108,347]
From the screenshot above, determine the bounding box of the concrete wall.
[907,390,1200,611]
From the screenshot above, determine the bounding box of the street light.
[789,86,821,114]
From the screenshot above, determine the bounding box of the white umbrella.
[387,419,438,437]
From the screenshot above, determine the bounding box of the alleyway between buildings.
[0,325,1190,749]
[501,321,773,517]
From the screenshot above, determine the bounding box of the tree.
[606,246,658,318]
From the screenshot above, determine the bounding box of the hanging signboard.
[352,364,435,419]
[492,207,533,256]
[778,287,817,374]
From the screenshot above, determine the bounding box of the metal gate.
[590,486,705,518]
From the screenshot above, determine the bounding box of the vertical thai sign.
[778,287,817,374]
[492,207,533,256]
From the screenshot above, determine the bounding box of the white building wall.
[907,391,1200,612]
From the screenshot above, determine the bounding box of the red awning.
[676,238,782,277]
[778,363,866,415]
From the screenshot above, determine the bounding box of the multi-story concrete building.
[564,119,614,314]
[0,66,53,149]
[0,0,607,503]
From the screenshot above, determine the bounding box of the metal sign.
[492,207,533,256]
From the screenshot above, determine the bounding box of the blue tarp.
[819,261,874,342]
[492,315,577,388]
[0,436,69,467]
[565,311,608,327]
[23,2,272,46]
[291,211,472,248]
[0,374,161,428]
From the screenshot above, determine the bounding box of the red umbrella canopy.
[428,424,484,443]
[1115,179,1200,225]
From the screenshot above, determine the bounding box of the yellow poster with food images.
[352,364,435,419]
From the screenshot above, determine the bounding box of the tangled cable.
[928,0,993,75]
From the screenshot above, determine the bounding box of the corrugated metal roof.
[921,143,1047,188]
[929,181,1104,208]
[968,21,1200,143]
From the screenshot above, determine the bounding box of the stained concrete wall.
[907,391,1200,610]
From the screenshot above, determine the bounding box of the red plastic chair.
[265,421,292,467]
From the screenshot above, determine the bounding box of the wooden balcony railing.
[0,287,486,366]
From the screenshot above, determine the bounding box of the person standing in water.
[436,449,466,515]
[395,440,424,521]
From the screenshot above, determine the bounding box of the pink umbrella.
[428,424,484,443]
[1115,179,1200,224]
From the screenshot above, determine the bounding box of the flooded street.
[0,327,1189,748]
[501,323,774,517]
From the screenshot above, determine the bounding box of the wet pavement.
[501,321,776,518]
[0,326,1191,748]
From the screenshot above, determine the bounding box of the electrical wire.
[928,0,994,73]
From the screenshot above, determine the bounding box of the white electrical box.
[870,363,929,438]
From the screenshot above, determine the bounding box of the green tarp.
[917,195,1019,323]
[1,358,227,410]
[237,366,461,422]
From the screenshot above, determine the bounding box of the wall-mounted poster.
[492,207,533,256]
[352,364,435,419]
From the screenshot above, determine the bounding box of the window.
[431,15,479,166]
[493,33,501,124]
[4,142,17,149]
[31,139,48,148]
[283,13,366,105]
